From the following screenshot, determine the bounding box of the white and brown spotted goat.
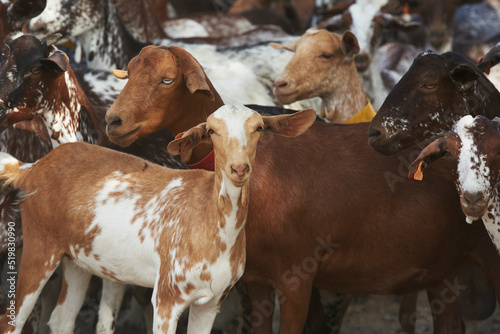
[409,115,500,254]
[0,105,315,334]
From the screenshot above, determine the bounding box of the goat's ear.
[270,40,296,52]
[340,30,360,58]
[184,71,215,101]
[450,64,480,84]
[167,123,211,160]
[40,50,68,74]
[112,69,128,79]
[262,109,316,137]
[408,137,447,181]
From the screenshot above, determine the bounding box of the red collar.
[185,150,215,171]
[175,132,215,171]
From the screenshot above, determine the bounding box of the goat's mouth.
[106,126,140,147]
[460,199,489,222]
[274,89,298,104]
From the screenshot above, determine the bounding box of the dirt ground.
[340,293,500,333]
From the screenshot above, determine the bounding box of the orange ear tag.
[413,161,424,181]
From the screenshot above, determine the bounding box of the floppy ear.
[262,109,317,137]
[408,137,447,180]
[167,123,211,162]
[184,71,215,101]
[450,64,480,85]
[40,50,68,74]
[112,69,128,79]
[340,30,360,58]
[270,40,297,52]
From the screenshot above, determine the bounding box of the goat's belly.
[68,214,162,287]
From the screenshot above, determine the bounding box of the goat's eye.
[424,82,436,89]
[319,53,333,59]
[161,79,173,85]
[256,126,264,132]
[207,129,215,135]
[31,66,41,74]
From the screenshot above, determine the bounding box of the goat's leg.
[96,279,126,334]
[245,281,275,334]
[398,291,419,334]
[47,257,92,334]
[186,300,219,334]
[151,281,187,334]
[38,265,63,334]
[276,283,313,334]
[0,247,62,334]
[426,280,465,334]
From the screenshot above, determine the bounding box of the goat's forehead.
[298,31,338,51]
[210,105,260,146]
[130,49,177,76]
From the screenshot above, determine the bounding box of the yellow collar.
[345,101,377,124]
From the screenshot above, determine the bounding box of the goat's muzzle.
[460,191,489,220]
[231,164,250,181]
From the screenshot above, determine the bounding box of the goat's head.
[409,115,500,221]
[29,0,100,39]
[368,51,498,155]
[318,1,420,74]
[168,105,316,188]
[106,45,219,147]
[271,29,359,105]
[0,33,66,132]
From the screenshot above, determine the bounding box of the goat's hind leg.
[96,279,126,334]
[0,245,62,334]
[47,257,92,334]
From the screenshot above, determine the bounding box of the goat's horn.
[42,33,63,47]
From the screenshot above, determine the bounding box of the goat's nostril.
[106,115,122,129]
[463,191,485,206]
[275,80,288,89]
[368,128,381,139]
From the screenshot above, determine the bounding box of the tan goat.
[0,105,315,334]
[272,28,376,123]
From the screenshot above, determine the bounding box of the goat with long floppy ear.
[408,137,448,180]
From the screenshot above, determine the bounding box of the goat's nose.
[368,128,381,140]
[275,79,288,89]
[463,191,485,206]
[106,115,122,131]
[231,164,249,179]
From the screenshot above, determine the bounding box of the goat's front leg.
[47,257,92,334]
[427,280,465,334]
[96,279,126,334]
[151,276,187,334]
[245,281,275,334]
[186,300,220,334]
[276,281,313,334]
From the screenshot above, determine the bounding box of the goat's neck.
[37,70,100,147]
[321,68,368,123]
[212,169,248,242]
[481,185,500,254]
[76,0,145,71]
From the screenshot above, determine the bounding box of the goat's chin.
[460,202,488,222]
[106,127,140,147]
[274,90,298,105]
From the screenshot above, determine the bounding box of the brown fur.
[104,45,500,333]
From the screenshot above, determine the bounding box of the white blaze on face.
[348,2,382,54]
[212,105,254,148]
[455,115,491,196]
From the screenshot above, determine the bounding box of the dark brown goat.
[105,44,500,333]
[368,51,500,156]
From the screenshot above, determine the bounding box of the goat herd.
[1,0,500,333]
